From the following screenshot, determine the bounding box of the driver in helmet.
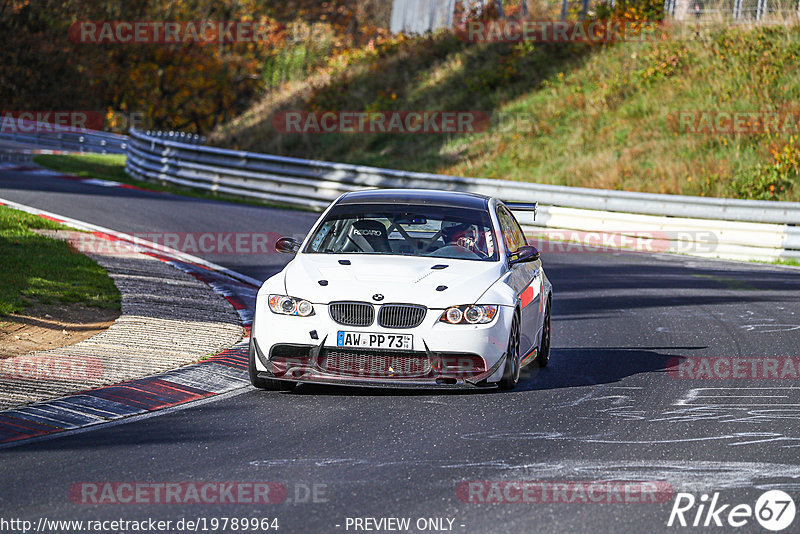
[440,221,480,253]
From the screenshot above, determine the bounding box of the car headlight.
[439,305,498,324]
[268,294,315,317]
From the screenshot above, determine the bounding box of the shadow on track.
[271,345,700,397]
[514,346,701,392]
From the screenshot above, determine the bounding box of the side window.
[507,210,527,249]
[497,206,526,253]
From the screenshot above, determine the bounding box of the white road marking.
[248,458,800,491]
[675,387,800,407]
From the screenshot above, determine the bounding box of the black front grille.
[329,302,374,326]
[321,349,431,378]
[378,304,427,329]
[269,344,312,360]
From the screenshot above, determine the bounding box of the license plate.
[337,331,412,350]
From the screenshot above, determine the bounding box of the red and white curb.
[0,197,262,447]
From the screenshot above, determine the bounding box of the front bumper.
[251,303,513,388]
[253,339,507,389]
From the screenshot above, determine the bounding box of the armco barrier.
[516,207,800,262]
[3,121,798,260]
[0,120,128,154]
[125,127,800,262]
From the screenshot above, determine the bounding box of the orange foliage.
[0,0,391,134]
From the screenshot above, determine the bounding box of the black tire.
[536,297,551,368]
[499,313,521,390]
[249,338,296,391]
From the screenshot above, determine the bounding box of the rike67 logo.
[668,490,796,531]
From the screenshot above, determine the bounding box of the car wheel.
[499,313,521,390]
[249,338,296,391]
[536,297,551,368]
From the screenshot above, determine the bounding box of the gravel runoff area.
[0,230,244,409]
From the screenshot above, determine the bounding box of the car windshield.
[304,203,498,261]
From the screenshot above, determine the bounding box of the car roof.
[337,189,491,210]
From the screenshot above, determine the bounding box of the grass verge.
[0,205,121,315]
[211,23,800,202]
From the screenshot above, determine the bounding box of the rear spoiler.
[503,201,538,221]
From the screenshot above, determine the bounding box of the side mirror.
[509,245,540,266]
[275,237,300,255]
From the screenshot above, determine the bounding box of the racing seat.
[342,220,392,253]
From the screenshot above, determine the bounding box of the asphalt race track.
[2,168,800,533]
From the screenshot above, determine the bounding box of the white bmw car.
[249,189,552,390]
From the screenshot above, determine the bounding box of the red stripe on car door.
[520,285,535,309]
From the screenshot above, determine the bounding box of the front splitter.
[257,372,496,390]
